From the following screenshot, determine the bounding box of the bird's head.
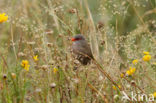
[71,34,85,42]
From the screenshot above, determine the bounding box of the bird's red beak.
[71,38,76,41]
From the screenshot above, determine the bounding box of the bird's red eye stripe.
[71,38,81,41]
[71,38,76,41]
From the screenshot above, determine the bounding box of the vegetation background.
[0,0,156,103]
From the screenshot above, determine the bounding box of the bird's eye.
[76,38,82,40]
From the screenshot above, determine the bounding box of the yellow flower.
[130,68,136,74]
[120,73,124,78]
[113,85,121,90]
[0,13,8,23]
[24,64,30,71]
[21,60,29,67]
[143,55,151,62]
[153,92,156,98]
[21,60,30,71]
[113,85,117,90]
[33,55,38,61]
[53,68,58,74]
[143,51,150,55]
[126,70,132,76]
[11,73,16,79]
[126,67,136,76]
[118,85,121,89]
[132,59,138,64]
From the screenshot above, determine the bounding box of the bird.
[71,34,94,65]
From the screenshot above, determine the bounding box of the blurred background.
[0,0,156,103]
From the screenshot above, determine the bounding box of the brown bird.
[71,34,94,65]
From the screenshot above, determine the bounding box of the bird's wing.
[72,41,93,58]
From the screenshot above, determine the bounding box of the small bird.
[71,34,94,65]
